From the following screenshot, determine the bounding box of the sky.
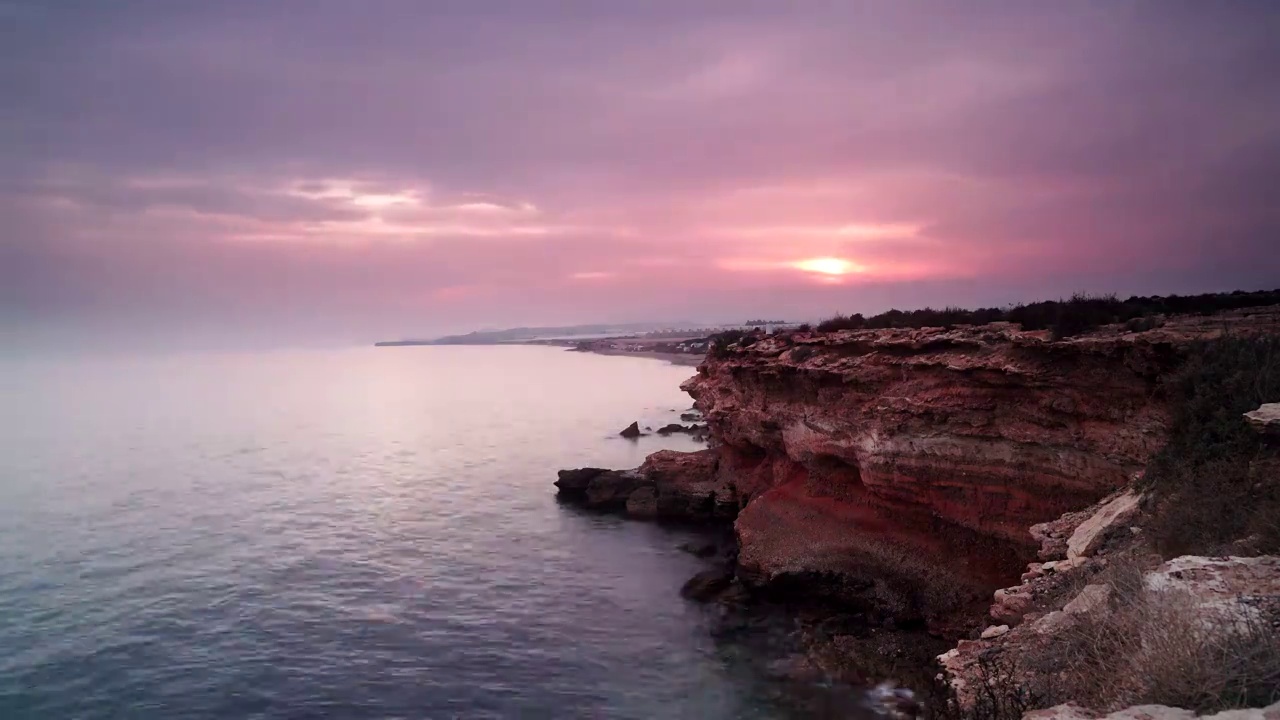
[4,1,1280,350]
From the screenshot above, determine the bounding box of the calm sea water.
[0,346,849,719]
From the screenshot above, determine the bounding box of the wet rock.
[553,468,608,498]
[656,423,692,435]
[625,487,658,518]
[681,567,734,601]
[555,449,730,522]
[678,541,719,558]
[681,411,702,422]
[619,421,642,438]
[583,470,647,510]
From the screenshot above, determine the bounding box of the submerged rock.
[678,541,719,558]
[619,421,642,438]
[680,567,734,602]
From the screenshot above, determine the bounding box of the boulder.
[991,585,1035,624]
[1067,490,1142,559]
[656,423,692,435]
[1031,506,1098,561]
[1245,403,1280,438]
[1062,583,1112,615]
[680,411,702,422]
[619,421,642,438]
[1143,555,1280,611]
[980,624,1009,639]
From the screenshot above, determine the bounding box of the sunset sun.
[792,257,860,276]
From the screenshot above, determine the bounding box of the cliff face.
[680,308,1280,626]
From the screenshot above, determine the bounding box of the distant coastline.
[373,338,706,366]
[567,346,704,366]
[374,320,803,366]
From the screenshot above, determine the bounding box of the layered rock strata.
[557,307,1280,629]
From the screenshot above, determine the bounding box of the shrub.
[816,313,866,332]
[808,288,1280,337]
[1047,585,1280,712]
[707,329,748,358]
[1144,335,1280,556]
[1051,293,1122,339]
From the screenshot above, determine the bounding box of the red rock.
[682,308,1280,631]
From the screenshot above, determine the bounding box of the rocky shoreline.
[555,307,1280,718]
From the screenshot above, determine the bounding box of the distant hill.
[375,322,713,346]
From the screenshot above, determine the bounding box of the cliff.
[558,307,1280,632]
[683,309,1279,628]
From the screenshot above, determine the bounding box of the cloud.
[3,1,1279,347]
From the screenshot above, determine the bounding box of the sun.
[792,257,860,276]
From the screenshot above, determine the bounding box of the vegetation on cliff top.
[705,288,1280,357]
[814,288,1280,339]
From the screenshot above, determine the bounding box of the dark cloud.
[2,0,1279,348]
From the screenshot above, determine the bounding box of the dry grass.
[942,584,1280,717]
[1053,587,1280,712]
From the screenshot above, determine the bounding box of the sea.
[0,345,868,719]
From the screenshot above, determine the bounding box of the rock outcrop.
[556,449,739,521]
[557,311,1280,715]
[680,308,1280,625]
[938,473,1280,714]
[1245,403,1280,438]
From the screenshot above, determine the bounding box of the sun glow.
[792,257,860,275]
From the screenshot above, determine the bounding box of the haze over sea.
[0,346,834,719]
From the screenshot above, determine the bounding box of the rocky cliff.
[680,308,1280,628]
[558,307,1280,632]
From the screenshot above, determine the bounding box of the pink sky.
[4,2,1279,349]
